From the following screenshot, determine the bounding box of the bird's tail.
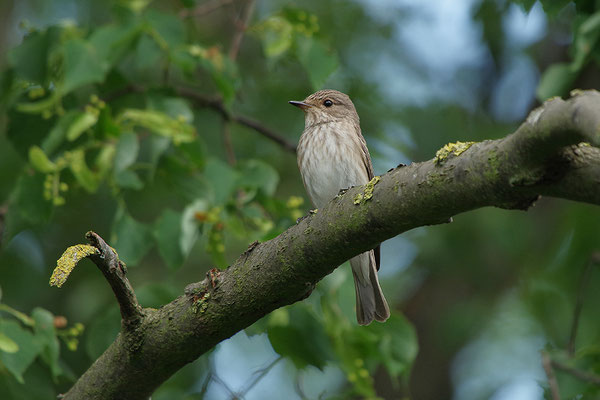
[350,250,390,325]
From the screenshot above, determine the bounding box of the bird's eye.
[323,99,333,107]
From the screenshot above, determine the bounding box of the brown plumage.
[290,89,390,325]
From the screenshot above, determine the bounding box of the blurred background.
[0,0,599,399]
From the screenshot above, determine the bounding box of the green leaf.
[62,39,108,93]
[296,36,339,90]
[536,63,577,101]
[572,11,600,70]
[114,132,139,172]
[41,110,81,155]
[85,305,120,360]
[89,23,140,68]
[0,320,44,383]
[111,208,154,266]
[11,172,53,224]
[181,199,207,255]
[135,284,179,308]
[118,109,196,144]
[366,313,418,378]
[32,308,61,379]
[153,209,185,270]
[0,332,19,354]
[69,149,99,193]
[28,146,56,173]
[8,31,49,83]
[204,158,239,204]
[66,111,99,141]
[267,306,333,370]
[538,0,572,17]
[256,15,294,58]
[144,10,185,49]
[237,159,279,196]
[114,169,144,190]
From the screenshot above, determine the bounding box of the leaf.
[237,159,279,196]
[144,10,185,49]
[111,208,154,266]
[153,209,185,270]
[41,110,81,155]
[572,11,600,70]
[32,308,62,379]
[118,109,196,144]
[296,36,339,90]
[0,320,44,383]
[85,305,120,360]
[204,158,239,204]
[62,39,108,93]
[28,146,56,173]
[66,111,99,141]
[536,63,577,101]
[8,31,49,83]
[114,132,139,172]
[89,23,140,68]
[366,313,418,378]
[0,333,19,354]
[11,172,53,224]
[114,170,144,190]
[267,306,333,370]
[538,0,572,17]
[181,199,207,255]
[69,149,99,193]
[256,16,294,58]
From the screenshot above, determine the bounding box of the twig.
[179,0,234,18]
[175,87,298,153]
[551,359,600,386]
[222,121,237,165]
[85,231,144,329]
[567,253,599,356]
[239,356,283,396]
[542,351,561,400]
[101,85,297,153]
[228,0,255,61]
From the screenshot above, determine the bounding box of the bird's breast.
[298,123,369,208]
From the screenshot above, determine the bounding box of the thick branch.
[85,231,144,329]
[64,91,600,399]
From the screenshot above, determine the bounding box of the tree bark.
[63,90,600,399]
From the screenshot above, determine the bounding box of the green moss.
[191,292,210,314]
[435,141,476,164]
[303,226,313,235]
[483,149,500,180]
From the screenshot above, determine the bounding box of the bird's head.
[289,89,359,127]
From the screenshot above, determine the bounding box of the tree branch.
[175,86,298,153]
[85,231,144,329]
[62,91,600,399]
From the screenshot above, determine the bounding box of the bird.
[289,89,390,325]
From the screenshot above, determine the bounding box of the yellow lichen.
[363,176,380,201]
[353,193,364,204]
[50,244,99,287]
[354,176,381,205]
[435,141,476,164]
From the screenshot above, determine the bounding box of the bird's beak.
[288,100,312,110]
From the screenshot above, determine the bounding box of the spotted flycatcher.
[290,89,390,325]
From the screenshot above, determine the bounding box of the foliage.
[0,0,598,399]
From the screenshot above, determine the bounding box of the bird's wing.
[357,127,381,270]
